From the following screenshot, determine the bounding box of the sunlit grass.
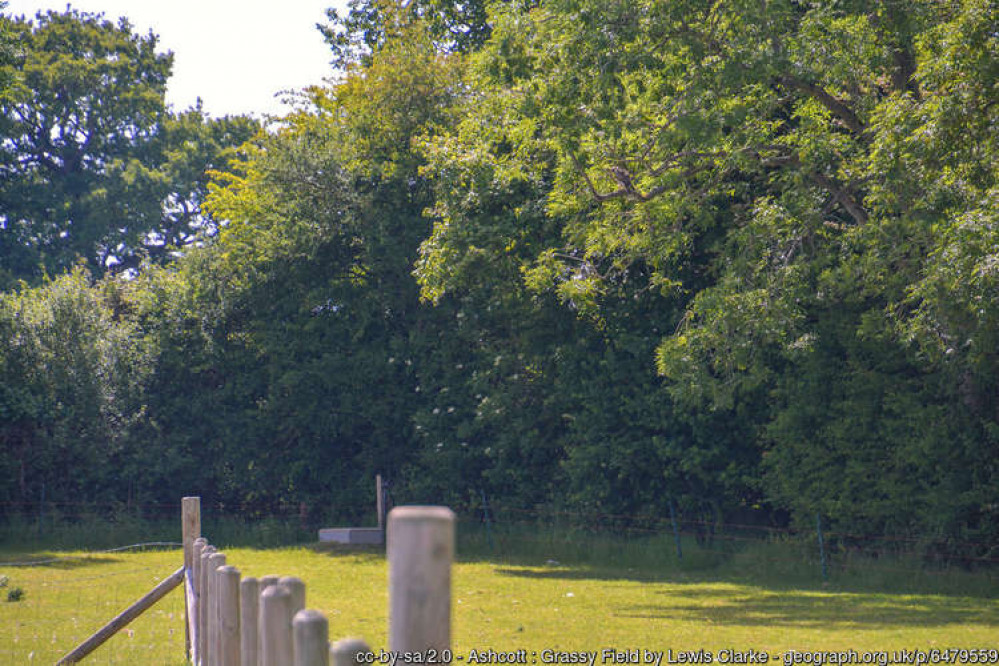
[1,533,996,664]
[0,548,188,665]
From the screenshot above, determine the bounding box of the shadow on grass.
[0,552,124,569]
[489,558,998,593]
[306,542,385,563]
[491,566,668,583]
[488,562,998,630]
[614,589,999,629]
[455,524,999,601]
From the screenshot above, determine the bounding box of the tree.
[110,105,259,274]
[320,0,494,68]
[130,17,468,514]
[0,269,155,506]
[0,9,258,286]
[0,3,16,93]
[416,0,998,539]
[0,9,170,282]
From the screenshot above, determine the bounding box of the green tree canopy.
[0,9,257,286]
[320,0,493,68]
[416,0,998,537]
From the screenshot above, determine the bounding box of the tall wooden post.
[183,497,201,662]
[182,497,202,573]
[387,506,455,654]
[816,512,829,580]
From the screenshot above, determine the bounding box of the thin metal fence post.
[669,499,683,561]
[817,512,829,580]
[480,489,495,552]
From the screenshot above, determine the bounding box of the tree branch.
[571,151,720,204]
[808,171,869,225]
[780,75,865,135]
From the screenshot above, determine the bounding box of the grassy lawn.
[1,536,996,665]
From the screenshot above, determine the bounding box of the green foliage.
[120,18,470,515]
[320,0,493,68]
[415,0,998,540]
[0,269,155,506]
[0,9,258,286]
[1,0,995,549]
[0,5,16,94]
[0,9,170,281]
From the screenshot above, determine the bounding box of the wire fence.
[4,496,997,570]
[0,546,187,665]
[1,496,997,664]
[446,498,999,585]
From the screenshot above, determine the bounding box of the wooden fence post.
[208,552,227,666]
[387,506,455,654]
[183,497,201,662]
[330,638,371,666]
[191,537,206,664]
[199,545,216,664]
[183,497,202,572]
[240,577,259,666]
[294,609,329,666]
[218,565,241,666]
[260,584,293,666]
[279,576,306,616]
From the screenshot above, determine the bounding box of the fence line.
[0,542,182,567]
[489,504,997,550]
[473,502,999,565]
[185,496,456,666]
[6,496,996,552]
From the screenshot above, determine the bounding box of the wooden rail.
[56,566,185,664]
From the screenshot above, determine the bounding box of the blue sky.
[4,0,348,118]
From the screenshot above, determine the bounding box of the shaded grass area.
[0,523,996,664]
[0,511,313,553]
[456,521,999,599]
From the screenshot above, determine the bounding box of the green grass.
[0,526,996,664]
[0,548,189,665]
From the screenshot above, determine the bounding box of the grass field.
[1,529,997,665]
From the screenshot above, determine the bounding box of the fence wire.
[0,548,187,665]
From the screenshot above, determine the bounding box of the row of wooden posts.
[57,496,455,665]
[182,497,455,665]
